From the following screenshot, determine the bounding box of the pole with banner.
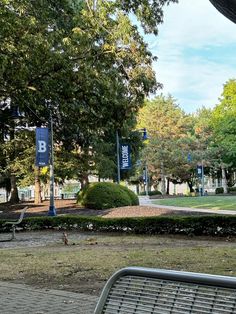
[197,163,204,196]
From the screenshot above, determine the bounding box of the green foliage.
[139,190,162,196]
[79,182,137,209]
[227,187,236,193]
[116,0,179,35]
[77,183,90,203]
[137,95,193,192]
[148,190,162,196]
[1,214,236,236]
[215,187,224,194]
[119,185,139,205]
[1,0,168,191]
[211,79,236,167]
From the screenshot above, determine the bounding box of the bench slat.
[94,268,236,314]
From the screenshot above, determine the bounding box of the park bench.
[94,267,236,313]
[1,206,28,241]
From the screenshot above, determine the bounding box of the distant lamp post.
[197,163,204,197]
[47,104,56,216]
[138,128,149,196]
[142,128,148,140]
[116,130,121,184]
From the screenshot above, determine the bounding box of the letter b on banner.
[38,140,47,153]
[36,127,49,166]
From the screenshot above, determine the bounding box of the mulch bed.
[0,199,213,220]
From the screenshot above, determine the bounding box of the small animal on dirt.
[62,232,68,245]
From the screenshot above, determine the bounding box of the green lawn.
[153,195,236,210]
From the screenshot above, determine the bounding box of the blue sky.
[145,0,236,113]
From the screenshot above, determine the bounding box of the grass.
[153,195,236,210]
[0,233,236,296]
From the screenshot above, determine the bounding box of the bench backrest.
[5,206,28,226]
[94,267,236,313]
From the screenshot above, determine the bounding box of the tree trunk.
[166,178,170,195]
[221,166,228,193]
[34,166,42,204]
[160,161,166,195]
[9,174,19,203]
[187,180,194,193]
[81,173,89,190]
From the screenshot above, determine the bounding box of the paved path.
[0,281,98,314]
[139,196,236,215]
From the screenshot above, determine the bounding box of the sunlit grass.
[153,195,236,210]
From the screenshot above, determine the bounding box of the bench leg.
[12,225,16,240]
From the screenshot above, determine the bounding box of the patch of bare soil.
[0,200,211,219]
[98,206,210,218]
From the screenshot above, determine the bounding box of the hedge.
[139,190,162,196]
[0,215,235,236]
[228,187,236,193]
[215,187,224,194]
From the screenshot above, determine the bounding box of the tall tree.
[137,95,191,194]
[211,79,236,190]
[1,0,178,201]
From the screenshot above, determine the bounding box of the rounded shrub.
[80,182,136,210]
[119,185,139,205]
[77,184,90,204]
[215,187,224,194]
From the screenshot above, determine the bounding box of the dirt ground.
[0,199,213,219]
[0,199,231,296]
[0,230,236,296]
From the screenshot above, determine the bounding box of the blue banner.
[120,144,131,170]
[196,165,203,178]
[35,127,49,167]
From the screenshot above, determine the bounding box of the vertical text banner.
[196,165,202,178]
[35,127,49,167]
[120,144,131,170]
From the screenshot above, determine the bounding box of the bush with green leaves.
[0,215,235,236]
[227,187,236,193]
[215,187,224,194]
[119,185,139,205]
[139,190,162,196]
[148,190,162,196]
[78,182,139,210]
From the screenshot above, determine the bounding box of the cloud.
[146,0,236,113]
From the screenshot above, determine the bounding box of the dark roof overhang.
[209,0,236,23]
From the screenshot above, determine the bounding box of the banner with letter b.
[35,127,49,166]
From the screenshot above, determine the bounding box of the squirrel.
[62,232,68,245]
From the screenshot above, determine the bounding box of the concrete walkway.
[139,196,236,215]
[0,281,98,314]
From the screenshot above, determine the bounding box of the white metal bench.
[94,267,236,313]
[1,206,28,241]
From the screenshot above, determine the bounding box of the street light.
[116,130,121,184]
[48,109,56,216]
[139,128,149,196]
